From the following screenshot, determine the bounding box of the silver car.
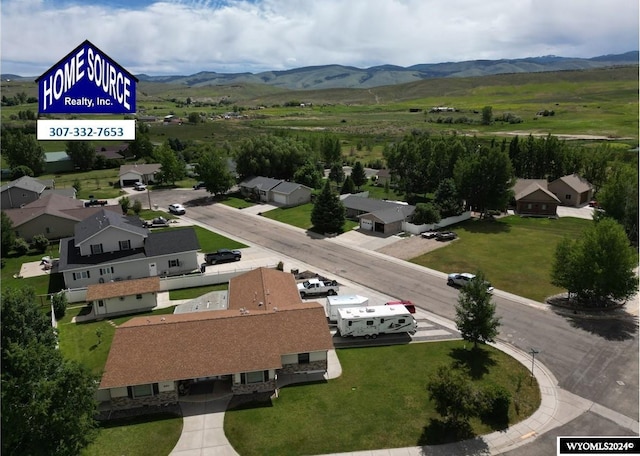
[447,273,494,293]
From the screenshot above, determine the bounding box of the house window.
[244,371,267,384]
[526,203,532,209]
[136,294,142,300]
[72,271,91,280]
[168,259,180,268]
[119,240,131,250]
[45,227,51,234]
[565,194,571,200]
[542,204,547,210]
[298,353,310,364]
[132,384,153,398]
[98,300,104,307]
[90,244,103,254]
[99,266,114,276]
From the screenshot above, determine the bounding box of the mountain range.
[3,51,638,90]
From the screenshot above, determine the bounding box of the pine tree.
[350,161,367,190]
[311,180,345,234]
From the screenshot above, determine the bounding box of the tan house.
[119,163,161,187]
[86,276,160,319]
[548,174,594,207]
[514,181,560,217]
[238,176,312,206]
[98,268,334,410]
[341,194,415,234]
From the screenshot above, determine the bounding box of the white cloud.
[1,0,637,75]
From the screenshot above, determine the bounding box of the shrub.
[276,261,284,271]
[10,165,34,179]
[479,384,511,423]
[52,291,68,319]
[132,199,143,215]
[31,234,49,252]
[13,238,30,256]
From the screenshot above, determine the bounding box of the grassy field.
[225,341,540,455]
[81,413,183,456]
[412,216,593,302]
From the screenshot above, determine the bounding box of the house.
[375,169,392,187]
[548,174,594,207]
[98,268,334,410]
[96,144,129,161]
[238,176,312,206]
[341,194,416,234]
[86,276,160,319]
[1,175,46,208]
[118,163,161,187]
[57,209,200,287]
[44,151,75,173]
[513,180,560,217]
[3,194,119,241]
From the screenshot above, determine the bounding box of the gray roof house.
[341,194,416,234]
[119,163,162,187]
[1,175,47,208]
[239,176,312,206]
[58,209,200,288]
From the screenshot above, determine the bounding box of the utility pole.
[529,348,539,384]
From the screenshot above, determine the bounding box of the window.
[98,300,104,307]
[399,319,406,324]
[298,353,310,364]
[99,266,114,276]
[244,371,267,384]
[90,244,103,254]
[366,320,374,326]
[168,259,180,268]
[72,271,91,280]
[45,227,51,234]
[119,240,131,250]
[130,384,154,398]
[565,194,571,200]
[542,204,547,210]
[136,294,142,300]
[526,203,532,209]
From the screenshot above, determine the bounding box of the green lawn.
[412,216,592,302]
[153,225,248,253]
[81,413,183,456]
[225,341,540,455]
[169,283,228,300]
[1,244,66,298]
[260,203,358,232]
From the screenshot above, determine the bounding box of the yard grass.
[169,283,228,300]
[411,216,592,302]
[260,203,359,233]
[225,341,540,455]
[153,225,248,253]
[219,193,257,209]
[81,413,183,456]
[1,244,66,298]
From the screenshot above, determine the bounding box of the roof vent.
[366,307,375,312]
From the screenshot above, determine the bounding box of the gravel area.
[375,234,453,260]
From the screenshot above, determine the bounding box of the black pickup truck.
[84,197,108,207]
[204,249,242,265]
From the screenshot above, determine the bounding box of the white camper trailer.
[336,305,418,338]
[325,294,369,321]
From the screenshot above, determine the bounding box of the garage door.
[273,193,287,205]
[360,219,373,231]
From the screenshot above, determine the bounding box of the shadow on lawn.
[449,346,496,379]
[418,418,491,455]
[456,219,511,235]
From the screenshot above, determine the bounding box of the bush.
[13,238,30,256]
[479,384,511,423]
[10,165,34,180]
[52,291,68,319]
[131,199,143,215]
[31,234,49,252]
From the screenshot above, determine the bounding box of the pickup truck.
[84,197,108,207]
[297,278,339,298]
[142,217,170,228]
[204,249,242,265]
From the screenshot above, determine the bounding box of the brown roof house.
[3,194,120,241]
[513,179,560,217]
[341,194,416,234]
[548,174,594,207]
[98,268,334,410]
[85,276,160,320]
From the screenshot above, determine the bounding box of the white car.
[168,203,186,215]
[133,182,146,191]
[447,273,494,293]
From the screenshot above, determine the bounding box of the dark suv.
[204,249,242,265]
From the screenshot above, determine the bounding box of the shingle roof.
[363,204,416,223]
[144,228,200,256]
[341,194,401,213]
[228,267,303,311]
[74,209,148,245]
[512,178,548,196]
[271,181,311,195]
[86,277,160,301]
[551,174,593,193]
[0,175,47,194]
[3,193,85,226]
[118,163,161,177]
[100,302,334,389]
[515,183,561,202]
[239,176,283,191]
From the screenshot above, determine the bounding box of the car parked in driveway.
[436,231,457,241]
[447,273,494,293]
[133,182,147,191]
[204,249,242,265]
[193,181,207,190]
[421,230,438,239]
[168,203,186,215]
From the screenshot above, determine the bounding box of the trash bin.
[200,263,207,273]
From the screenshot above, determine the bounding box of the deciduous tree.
[235,135,310,180]
[597,163,638,244]
[1,130,45,175]
[1,212,15,256]
[194,147,235,196]
[455,271,501,348]
[65,141,96,171]
[293,162,323,190]
[154,145,186,185]
[426,365,479,425]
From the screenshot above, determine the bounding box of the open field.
[225,341,540,455]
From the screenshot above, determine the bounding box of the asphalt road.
[139,189,639,451]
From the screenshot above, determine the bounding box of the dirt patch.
[375,235,452,260]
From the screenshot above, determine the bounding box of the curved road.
[143,191,639,453]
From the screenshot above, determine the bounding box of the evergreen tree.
[350,161,367,190]
[311,180,345,234]
[340,175,356,194]
[328,162,345,186]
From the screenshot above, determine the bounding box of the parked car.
[142,216,170,228]
[133,182,146,191]
[421,230,438,239]
[447,273,494,293]
[204,249,242,265]
[193,181,207,190]
[436,231,457,241]
[168,203,186,215]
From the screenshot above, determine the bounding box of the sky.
[1,0,638,76]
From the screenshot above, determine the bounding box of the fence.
[403,211,472,235]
